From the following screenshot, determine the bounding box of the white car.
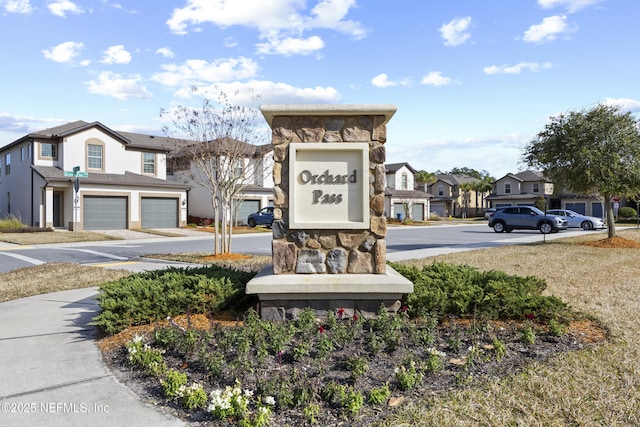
[545,209,605,231]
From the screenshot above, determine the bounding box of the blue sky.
[1,0,638,178]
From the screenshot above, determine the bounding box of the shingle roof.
[434,174,480,186]
[32,165,191,190]
[385,162,417,174]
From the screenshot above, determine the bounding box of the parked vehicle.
[546,209,605,230]
[247,207,274,228]
[488,206,568,234]
[484,208,497,220]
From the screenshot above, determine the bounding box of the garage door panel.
[142,198,178,228]
[236,200,260,225]
[84,196,127,230]
[412,203,424,221]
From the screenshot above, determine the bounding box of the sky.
[1,0,639,179]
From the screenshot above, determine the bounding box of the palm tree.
[460,182,473,218]
[478,178,493,211]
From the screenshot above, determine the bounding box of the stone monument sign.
[246,104,413,320]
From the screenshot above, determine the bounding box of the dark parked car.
[488,206,568,234]
[546,209,605,230]
[247,207,274,228]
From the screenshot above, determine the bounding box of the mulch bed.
[99,313,608,426]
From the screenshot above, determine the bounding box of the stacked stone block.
[269,114,389,275]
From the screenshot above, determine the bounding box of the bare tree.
[161,87,268,254]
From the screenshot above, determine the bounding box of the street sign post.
[64,166,87,237]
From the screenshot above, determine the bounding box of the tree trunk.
[605,195,616,238]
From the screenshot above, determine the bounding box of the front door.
[53,192,63,228]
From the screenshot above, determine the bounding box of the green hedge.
[391,262,570,321]
[91,265,255,335]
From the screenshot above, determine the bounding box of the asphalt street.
[0,223,599,274]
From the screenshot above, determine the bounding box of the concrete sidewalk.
[0,288,185,427]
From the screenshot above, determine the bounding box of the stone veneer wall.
[269,113,389,275]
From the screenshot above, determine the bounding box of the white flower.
[263,396,276,406]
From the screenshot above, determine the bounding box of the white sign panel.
[289,143,369,229]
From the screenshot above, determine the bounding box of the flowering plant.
[208,381,254,419]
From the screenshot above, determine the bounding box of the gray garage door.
[235,200,260,225]
[565,202,586,215]
[412,203,425,221]
[142,198,178,228]
[84,196,127,230]
[431,204,446,217]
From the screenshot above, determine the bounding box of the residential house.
[485,171,552,209]
[384,162,432,221]
[166,138,274,224]
[0,121,191,230]
[486,170,606,217]
[427,174,482,218]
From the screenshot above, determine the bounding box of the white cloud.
[421,71,452,87]
[483,62,553,75]
[85,71,153,100]
[175,80,341,104]
[166,0,366,55]
[48,0,83,17]
[152,57,259,87]
[156,47,174,58]
[3,0,33,13]
[256,36,325,56]
[604,98,640,114]
[42,41,84,63]
[523,15,572,43]
[439,16,472,46]
[371,74,396,88]
[101,45,132,64]
[537,0,603,13]
[371,74,411,88]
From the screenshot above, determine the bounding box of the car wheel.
[248,218,256,228]
[539,222,552,234]
[493,222,505,233]
[581,221,593,231]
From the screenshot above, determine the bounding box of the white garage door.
[142,198,178,228]
[236,200,260,225]
[84,196,127,230]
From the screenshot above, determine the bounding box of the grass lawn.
[0,228,638,425]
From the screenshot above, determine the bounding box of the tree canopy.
[161,87,266,254]
[523,103,640,237]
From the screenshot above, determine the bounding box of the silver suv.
[488,206,568,234]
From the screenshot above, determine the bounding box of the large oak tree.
[523,104,640,238]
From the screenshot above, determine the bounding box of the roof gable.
[385,162,416,174]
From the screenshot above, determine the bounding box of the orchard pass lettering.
[299,169,358,185]
[289,142,369,229]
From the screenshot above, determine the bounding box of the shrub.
[618,206,637,218]
[91,265,255,335]
[0,215,25,230]
[392,261,571,322]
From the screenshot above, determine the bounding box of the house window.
[21,147,25,161]
[232,159,244,178]
[6,192,10,213]
[401,173,408,190]
[533,183,539,193]
[505,183,511,194]
[143,153,155,174]
[438,185,444,196]
[4,153,10,175]
[41,143,58,159]
[87,144,103,169]
[28,144,32,159]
